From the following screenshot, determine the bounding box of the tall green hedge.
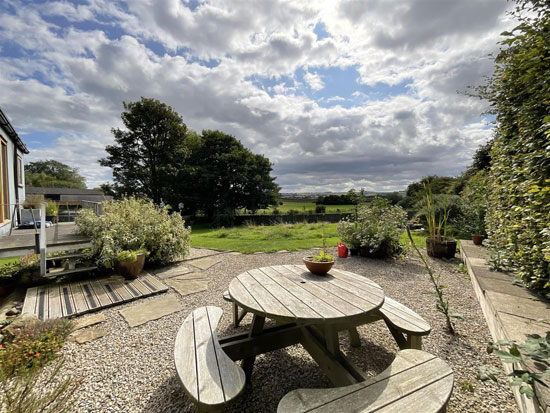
[481,1,550,295]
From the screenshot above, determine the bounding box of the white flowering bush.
[75,197,191,268]
[338,197,407,258]
[336,219,360,249]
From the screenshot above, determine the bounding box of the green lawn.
[0,256,21,266]
[191,222,427,254]
[239,202,357,215]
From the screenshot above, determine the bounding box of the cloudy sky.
[0,0,514,192]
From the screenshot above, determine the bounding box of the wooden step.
[46,253,88,261]
[46,266,98,276]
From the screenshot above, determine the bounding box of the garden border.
[461,241,550,413]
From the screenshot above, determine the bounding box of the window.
[0,139,9,223]
[17,156,23,187]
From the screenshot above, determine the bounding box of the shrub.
[272,208,280,215]
[356,197,408,257]
[45,202,58,217]
[315,205,326,214]
[75,197,191,268]
[0,262,21,284]
[336,219,360,249]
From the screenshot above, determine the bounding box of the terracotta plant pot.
[426,238,457,259]
[303,257,334,275]
[472,234,484,246]
[116,253,146,280]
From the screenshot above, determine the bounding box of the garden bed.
[35,247,517,412]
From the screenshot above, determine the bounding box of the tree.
[100,98,191,204]
[186,130,279,220]
[476,0,550,295]
[25,160,86,188]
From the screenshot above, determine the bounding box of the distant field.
[239,201,357,215]
[191,222,427,254]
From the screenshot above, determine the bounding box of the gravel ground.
[52,248,517,412]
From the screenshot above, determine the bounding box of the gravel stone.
[45,248,517,412]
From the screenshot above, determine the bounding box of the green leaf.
[494,350,522,363]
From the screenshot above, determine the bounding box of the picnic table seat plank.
[277,349,453,413]
[175,306,245,410]
[379,296,431,335]
[255,267,346,320]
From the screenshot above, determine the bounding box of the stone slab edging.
[461,240,550,413]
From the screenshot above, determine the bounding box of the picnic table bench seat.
[277,349,453,413]
[174,306,245,411]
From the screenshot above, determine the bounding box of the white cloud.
[0,0,516,190]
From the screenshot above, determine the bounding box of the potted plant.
[421,184,457,259]
[45,201,59,224]
[115,249,148,279]
[336,219,360,256]
[303,227,335,275]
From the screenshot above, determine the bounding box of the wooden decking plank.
[122,279,142,298]
[36,286,49,320]
[70,283,90,314]
[89,280,113,307]
[58,284,77,317]
[109,280,134,301]
[80,282,100,310]
[100,280,123,304]
[22,287,38,315]
[141,273,168,292]
[48,285,63,320]
[127,278,154,296]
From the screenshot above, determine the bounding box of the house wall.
[0,128,25,236]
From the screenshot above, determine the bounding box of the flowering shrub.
[338,197,407,258]
[75,197,191,268]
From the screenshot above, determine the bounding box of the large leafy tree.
[25,160,86,188]
[185,130,279,219]
[478,0,550,294]
[100,98,190,204]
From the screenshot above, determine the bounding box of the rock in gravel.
[5,307,20,316]
[69,327,108,344]
[73,313,106,331]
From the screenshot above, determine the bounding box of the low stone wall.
[461,241,550,413]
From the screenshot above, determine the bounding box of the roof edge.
[0,107,29,154]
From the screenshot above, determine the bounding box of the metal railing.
[82,200,103,216]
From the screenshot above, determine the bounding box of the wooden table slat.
[238,272,295,319]
[276,265,366,316]
[328,278,384,308]
[247,269,322,320]
[258,267,346,319]
[228,279,267,317]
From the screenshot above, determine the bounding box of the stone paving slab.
[476,276,538,300]
[169,272,208,280]
[69,327,108,344]
[486,291,550,325]
[120,295,182,328]
[188,256,222,270]
[154,265,192,280]
[187,247,224,260]
[164,278,209,297]
[73,313,106,330]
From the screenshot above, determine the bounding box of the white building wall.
[0,128,25,236]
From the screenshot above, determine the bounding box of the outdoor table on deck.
[219,264,385,386]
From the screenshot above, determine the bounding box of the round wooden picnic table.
[228,264,385,326]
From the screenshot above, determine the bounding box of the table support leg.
[348,328,361,347]
[324,325,340,356]
[241,314,265,382]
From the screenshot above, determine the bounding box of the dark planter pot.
[472,234,484,246]
[426,239,457,259]
[349,248,359,256]
[116,253,146,280]
[303,257,334,275]
[0,281,15,298]
[359,245,387,259]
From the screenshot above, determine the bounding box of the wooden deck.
[22,273,168,320]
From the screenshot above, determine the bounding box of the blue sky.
[0,0,512,191]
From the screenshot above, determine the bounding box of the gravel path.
[55,248,517,412]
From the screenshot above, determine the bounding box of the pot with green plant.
[45,201,59,224]
[421,184,457,259]
[115,249,148,279]
[303,227,335,275]
[336,219,359,256]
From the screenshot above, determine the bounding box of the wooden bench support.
[277,349,454,413]
[174,306,246,411]
[223,289,248,327]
